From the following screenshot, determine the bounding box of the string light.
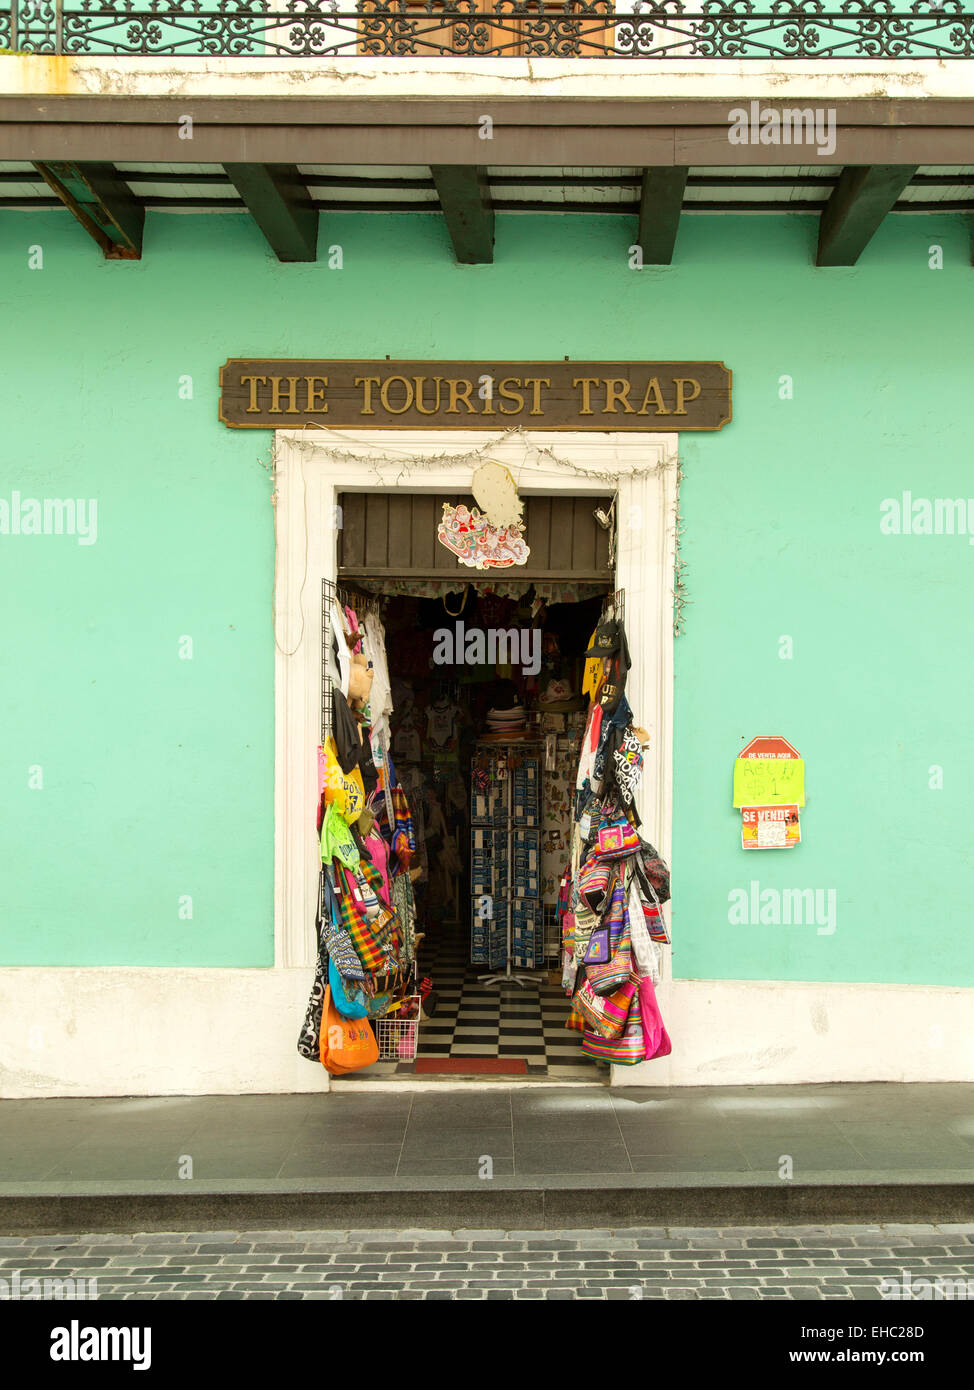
[273,424,689,646]
[286,421,680,487]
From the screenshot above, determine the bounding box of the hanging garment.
[581,626,603,702]
[576,703,603,792]
[320,801,361,874]
[344,604,363,655]
[390,867,416,969]
[361,613,393,721]
[363,827,392,907]
[392,711,423,764]
[319,737,365,824]
[426,699,461,759]
[361,611,394,771]
[330,600,352,699]
[333,689,365,775]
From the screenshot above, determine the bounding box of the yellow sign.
[733,756,805,808]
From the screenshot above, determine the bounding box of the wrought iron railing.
[2,1,973,59]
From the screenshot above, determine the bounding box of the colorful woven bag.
[581,990,646,1064]
[574,975,637,1040]
[584,881,632,995]
[578,857,611,914]
[390,785,416,870]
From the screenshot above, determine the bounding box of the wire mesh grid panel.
[374,997,422,1061]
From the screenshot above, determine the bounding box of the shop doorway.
[272,429,678,1090]
[338,578,614,1079]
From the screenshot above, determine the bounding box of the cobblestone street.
[4,1225,973,1300]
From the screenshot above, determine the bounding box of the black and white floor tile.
[412,932,600,1079]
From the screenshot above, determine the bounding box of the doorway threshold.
[331,1074,607,1092]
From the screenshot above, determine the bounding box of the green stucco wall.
[1,209,971,982]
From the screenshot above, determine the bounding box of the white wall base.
[617,978,974,1087]
[0,967,331,1099]
[1,967,970,1097]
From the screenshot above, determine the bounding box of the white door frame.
[272,428,680,1022]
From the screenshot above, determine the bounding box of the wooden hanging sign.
[219,359,732,431]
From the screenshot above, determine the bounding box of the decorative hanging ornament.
[472,460,523,528]
[437,503,530,569]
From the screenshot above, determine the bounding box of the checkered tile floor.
[410,933,601,1079]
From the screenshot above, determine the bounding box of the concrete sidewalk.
[2,1083,972,1232]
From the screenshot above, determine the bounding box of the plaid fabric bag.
[318,871,365,981]
[339,867,393,973]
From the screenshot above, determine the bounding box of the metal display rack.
[470,739,546,989]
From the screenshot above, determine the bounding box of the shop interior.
[374,582,610,1079]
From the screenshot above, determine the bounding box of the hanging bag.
[637,974,672,1060]
[584,880,632,995]
[328,958,371,1020]
[390,784,416,870]
[635,839,671,905]
[320,985,379,1074]
[578,857,611,914]
[581,989,646,1065]
[574,974,638,1040]
[338,866,397,974]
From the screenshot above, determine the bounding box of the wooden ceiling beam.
[817,165,919,267]
[222,163,318,262]
[32,161,143,258]
[430,165,494,264]
[637,167,688,265]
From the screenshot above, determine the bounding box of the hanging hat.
[539,677,584,712]
[585,619,628,662]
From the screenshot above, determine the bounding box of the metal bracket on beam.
[33,162,144,259]
[430,166,494,265]
[817,165,918,267]
[637,167,688,266]
[222,164,318,263]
